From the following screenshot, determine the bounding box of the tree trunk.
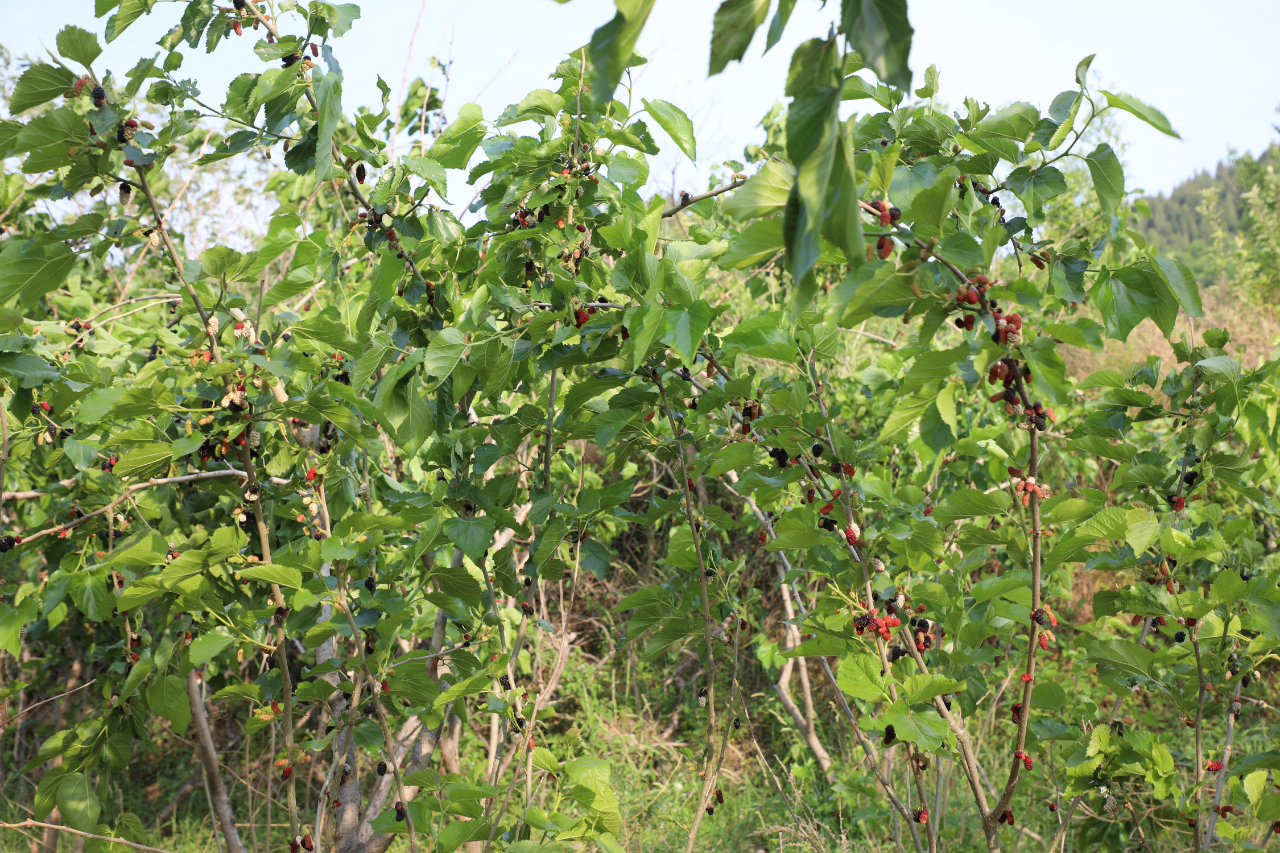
[187,670,244,853]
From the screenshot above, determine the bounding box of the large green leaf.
[10,64,79,113]
[0,241,77,308]
[719,219,785,268]
[146,674,192,734]
[423,327,467,379]
[1005,166,1067,220]
[56,772,101,832]
[906,166,959,240]
[642,99,696,161]
[188,627,236,666]
[313,69,344,181]
[105,0,151,42]
[239,564,304,589]
[783,36,842,291]
[1099,90,1180,139]
[708,0,770,76]
[840,0,914,90]
[57,25,103,68]
[445,516,496,565]
[427,103,485,169]
[722,159,795,220]
[1084,143,1124,213]
[588,0,657,107]
[660,301,712,366]
[932,488,1011,523]
[1080,636,1153,679]
[1152,256,1202,318]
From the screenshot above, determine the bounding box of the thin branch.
[19,469,246,544]
[0,821,179,853]
[0,680,96,729]
[662,179,746,218]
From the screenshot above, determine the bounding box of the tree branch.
[662,179,746,218]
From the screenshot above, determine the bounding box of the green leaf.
[840,0,914,90]
[932,488,1011,523]
[515,89,564,118]
[10,64,79,113]
[722,311,797,361]
[878,393,930,441]
[642,99,696,161]
[1152,256,1202,318]
[0,352,60,389]
[588,0,657,107]
[431,561,482,605]
[1099,90,1180,139]
[1043,498,1095,524]
[722,159,795,220]
[0,598,38,659]
[0,242,77,309]
[718,219,785,268]
[837,654,889,701]
[188,627,236,666]
[906,166,959,240]
[1197,355,1240,382]
[428,103,485,169]
[783,36,842,291]
[900,673,962,705]
[708,0,770,76]
[239,564,304,589]
[313,69,344,181]
[57,26,103,68]
[146,674,192,734]
[765,528,827,551]
[972,569,1031,603]
[1084,143,1124,213]
[423,327,467,380]
[1046,92,1081,151]
[105,0,150,42]
[1005,166,1067,220]
[660,302,712,366]
[445,516,495,565]
[1079,506,1129,539]
[1075,54,1095,88]
[642,618,700,660]
[56,772,101,832]
[436,673,490,706]
[34,766,66,820]
[1125,507,1158,556]
[882,699,948,751]
[1080,636,1153,679]
[113,442,173,480]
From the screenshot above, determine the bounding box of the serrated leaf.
[10,64,79,113]
[1099,90,1180,139]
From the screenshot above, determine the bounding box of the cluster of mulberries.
[867,199,901,227]
[852,609,900,641]
[1011,475,1050,507]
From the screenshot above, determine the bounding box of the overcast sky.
[5,0,1280,203]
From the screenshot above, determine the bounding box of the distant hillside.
[1133,145,1276,284]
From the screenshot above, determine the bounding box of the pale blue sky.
[4,0,1279,202]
